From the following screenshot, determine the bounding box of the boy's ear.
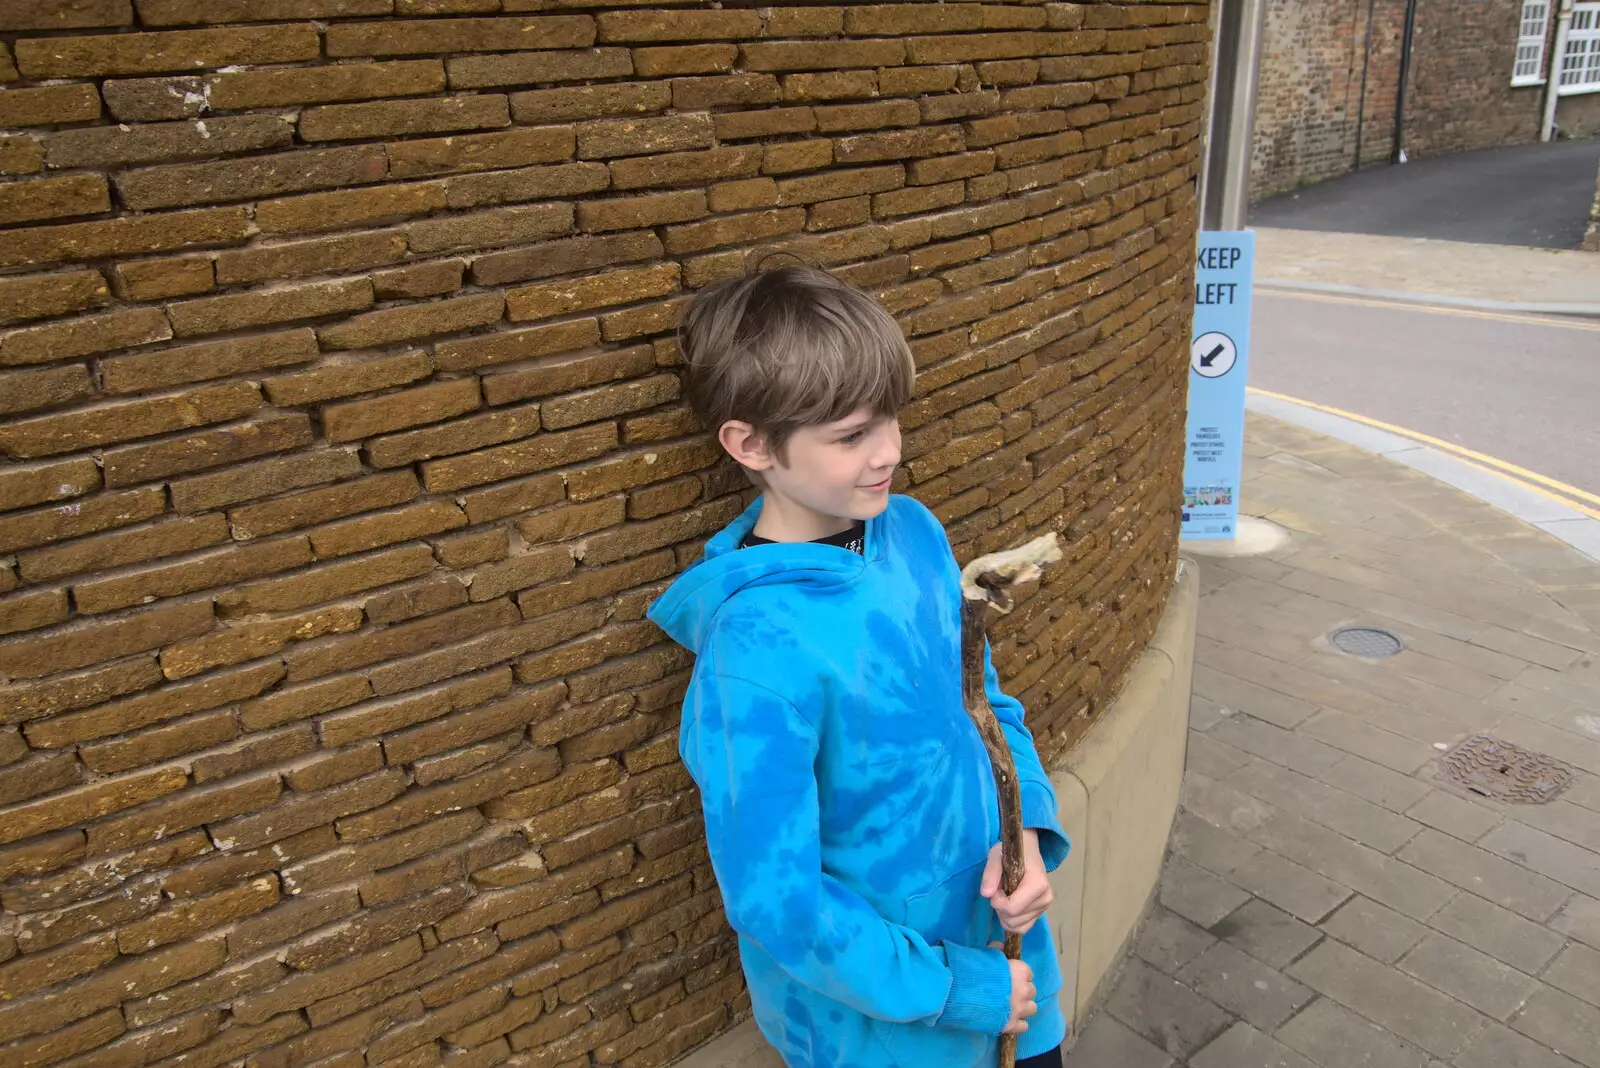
[717,420,775,472]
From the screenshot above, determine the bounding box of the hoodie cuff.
[936,941,1013,1034]
[1021,779,1071,873]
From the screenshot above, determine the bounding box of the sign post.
[1182,231,1254,540]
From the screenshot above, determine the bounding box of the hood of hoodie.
[646,496,883,655]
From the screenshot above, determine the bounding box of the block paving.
[1069,413,1600,1068]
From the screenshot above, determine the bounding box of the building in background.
[1251,0,1600,199]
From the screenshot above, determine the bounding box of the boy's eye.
[839,430,866,444]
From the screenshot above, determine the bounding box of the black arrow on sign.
[1200,343,1225,367]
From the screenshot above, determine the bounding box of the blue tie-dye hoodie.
[649,493,1071,1068]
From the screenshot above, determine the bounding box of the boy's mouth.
[861,477,892,492]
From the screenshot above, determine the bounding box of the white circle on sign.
[1191,332,1236,378]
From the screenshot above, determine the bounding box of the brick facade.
[1252,0,1597,199]
[0,4,1205,1067]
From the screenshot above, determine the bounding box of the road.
[1247,290,1600,499]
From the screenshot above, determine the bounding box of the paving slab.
[1404,790,1504,845]
[1541,943,1600,1010]
[1453,1021,1587,1068]
[1062,1012,1175,1068]
[1161,857,1254,929]
[1105,959,1234,1060]
[1228,851,1353,925]
[1397,829,1572,922]
[1426,892,1568,977]
[1275,997,1433,1068]
[1396,933,1540,1020]
[1550,895,1600,951]
[1175,942,1315,1031]
[1319,895,1429,965]
[1509,986,1600,1068]
[1136,906,1220,975]
[1189,1021,1317,1068]
[1209,897,1323,970]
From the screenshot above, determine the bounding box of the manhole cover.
[1441,735,1574,804]
[1329,626,1404,658]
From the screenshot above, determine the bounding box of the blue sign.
[1182,231,1254,540]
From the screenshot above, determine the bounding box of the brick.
[506,263,679,323]
[777,165,904,206]
[237,675,370,735]
[163,606,361,680]
[782,70,878,102]
[0,765,186,846]
[472,230,662,288]
[716,107,816,141]
[45,114,292,169]
[0,174,109,228]
[102,411,311,489]
[467,546,576,602]
[836,125,969,163]
[318,291,505,348]
[98,75,205,121]
[216,543,436,618]
[1,307,172,368]
[0,135,44,175]
[326,17,595,57]
[632,45,737,77]
[386,686,564,766]
[366,403,541,469]
[101,328,319,393]
[662,206,805,256]
[166,277,373,337]
[14,24,316,78]
[264,351,432,407]
[72,536,312,615]
[670,74,780,110]
[740,39,905,71]
[0,0,131,31]
[0,586,69,638]
[0,933,118,1001]
[366,602,604,697]
[610,145,761,190]
[322,378,482,443]
[0,364,92,418]
[448,47,629,90]
[578,115,713,160]
[0,380,256,462]
[419,422,617,495]
[581,497,740,566]
[881,65,961,95]
[407,204,573,255]
[115,145,388,212]
[14,513,218,587]
[117,875,279,955]
[0,268,109,328]
[233,936,423,1026]
[362,573,470,626]
[576,189,707,233]
[26,661,281,751]
[373,259,467,299]
[909,151,998,185]
[258,182,448,235]
[596,10,759,41]
[112,255,213,301]
[206,58,444,109]
[302,95,510,142]
[309,500,470,558]
[541,376,679,431]
[436,320,600,376]
[510,83,670,125]
[446,161,609,211]
[482,345,656,407]
[169,447,360,515]
[138,0,389,21]
[814,99,920,134]
[213,231,406,286]
[0,83,102,126]
[707,177,778,212]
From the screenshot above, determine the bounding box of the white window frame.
[1513,0,1551,86]
[1558,2,1600,95]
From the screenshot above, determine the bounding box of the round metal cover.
[1441,735,1574,804]
[1329,626,1404,658]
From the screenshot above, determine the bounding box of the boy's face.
[722,407,902,534]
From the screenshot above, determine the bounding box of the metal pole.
[1202,0,1267,231]
[1543,0,1575,141]
[1353,0,1378,168]
[1391,0,1419,163]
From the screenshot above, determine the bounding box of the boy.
[648,265,1072,1068]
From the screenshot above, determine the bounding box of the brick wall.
[0,4,1205,1068]
[1251,0,1549,199]
[1585,156,1600,251]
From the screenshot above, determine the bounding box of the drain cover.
[1329,626,1404,658]
[1441,735,1574,804]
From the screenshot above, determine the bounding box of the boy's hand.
[991,947,1036,1035]
[981,829,1053,935]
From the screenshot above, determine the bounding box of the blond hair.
[677,264,915,458]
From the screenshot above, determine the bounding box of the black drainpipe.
[1353,0,1378,168]
[1392,0,1420,163]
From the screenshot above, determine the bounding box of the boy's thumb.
[980,846,1001,898]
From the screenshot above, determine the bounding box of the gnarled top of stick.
[960,532,1063,613]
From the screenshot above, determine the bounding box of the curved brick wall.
[0,4,1204,1067]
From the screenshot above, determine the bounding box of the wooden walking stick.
[959,533,1064,1068]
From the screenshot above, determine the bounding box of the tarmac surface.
[1249,139,1600,250]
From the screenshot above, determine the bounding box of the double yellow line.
[1248,387,1600,521]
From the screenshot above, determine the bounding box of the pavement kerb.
[1245,390,1600,563]
[1257,278,1600,319]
